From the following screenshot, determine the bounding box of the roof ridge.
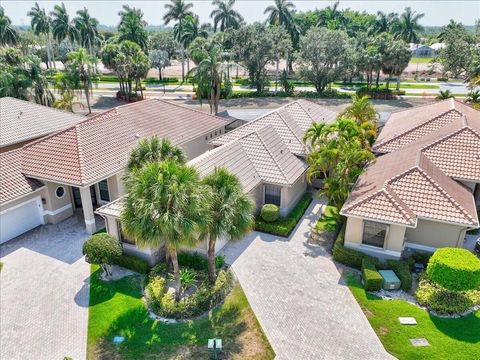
[276,108,305,149]
[421,124,480,153]
[388,98,452,115]
[152,98,228,121]
[253,126,290,183]
[1,97,84,118]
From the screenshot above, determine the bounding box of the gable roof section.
[21,99,228,186]
[209,100,337,156]
[0,149,44,205]
[0,97,83,147]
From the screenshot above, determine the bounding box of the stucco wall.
[181,126,225,160]
[385,224,406,253]
[405,218,466,249]
[345,217,363,245]
[42,182,73,223]
[249,184,264,215]
[280,175,307,216]
[0,189,46,214]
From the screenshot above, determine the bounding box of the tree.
[65,48,96,113]
[264,0,295,27]
[0,6,19,46]
[82,233,122,277]
[369,11,398,35]
[381,38,411,90]
[231,23,276,92]
[270,26,292,92]
[436,89,454,100]
[28,2,55,69]
[118,5,149,52]
[53,92,78,112]
[317,0,344,28]
[394,7,424,43]
[202,168,254,282]
[126,136,186,172]
[149,30,178,61]
[437,20,465,42]
[149,49,171,80]
[297,27,351,92]
[50,3,77,50]
[210,0,243,32]
[122,160,208,301]
[340,95,377,124]
[163,0,194,25]
[74,8,101,59]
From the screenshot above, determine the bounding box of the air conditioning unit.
[379,270,401,290]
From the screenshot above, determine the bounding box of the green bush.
[386,260,412,291]
[229,89,351,100]
[145,276,167,312]
[416,275,480,314]
[255,192,312,237]
[426,248,480,291]
[410,251,433,268]
[332,225,379,269]
[260,204,280,222]
[362,259,383,291]
[82,233,122,268]
[177,252,224,271]
[115,254,149,274]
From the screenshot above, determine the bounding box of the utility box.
[379,270,401,290]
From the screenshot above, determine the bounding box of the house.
[409,43,435,58]
[429,42,446,54]
[217,108,272,130]
[341,99,480,259]
[96,100,337,264]
[0,98,228,244]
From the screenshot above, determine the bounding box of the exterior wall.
[385,224,407,253]
[344,217,363,245]
[0,189,46,214]
[186,235,230,256]
[107,174,121,201]
[280,175,307,216]
[460,180,476,192]
[42,182,73,223]
[405,218,467,250]
[181,126,226,160]
[248,184,264,215]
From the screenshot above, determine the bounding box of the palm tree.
[466,90,480,104]
[65,48,95,114]
[264,0,295,27]
[303,121,328,147]
[118,5,149,52]
[28,2,55,69]
[50,3,77,50]
[202,168,254,282]
[175,15,208,76]
[122,160,208,301]
[210,0,243,32]
[127,136,187,171]
[395,7,424,44]
[53,92,78,112]
[340,94,378,124]
[25,55,55,106]
[438,20,464,42]
[0,6,18,45]
[369,11,398,35]
[436,89,454,100]
[163,0,194,25]
[73,8,100,59]
[318,0,342,27]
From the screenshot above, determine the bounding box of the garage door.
[0,197,44,244]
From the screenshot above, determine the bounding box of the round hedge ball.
[260,204,280,223]
[426,248,480,291]
[82,233,123,266]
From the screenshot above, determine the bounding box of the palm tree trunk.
[285,53,289,76]
[208,234,216,283]
[84,84,91,114]
[170,248,181,301]
[396,76,401,91]
[45,34,52,69]
[275,58,279,93]
[49,35,57,70]
[181,55,185,82]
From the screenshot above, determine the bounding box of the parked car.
[474,239,480,255]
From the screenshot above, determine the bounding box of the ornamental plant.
[82,233,122,276]
[260,204,280,223]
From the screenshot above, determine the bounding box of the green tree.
[149,49,171,80]
[436,89,454,100]
[0,6,19,46]
[82,233,122,276]
[65,48,96,113]
[437,20,465,42]
[340,95,377,124]
[297,27,351,92]
[368,11,399,35]
[50,3,77,50]
[122,160,208,301]
[118,5,149,52]
[149,30,178,61]
[53,92,78,112]
[28,2,55,69]
[73,8,101,59]
[270,26,292,92]
[381,38,411,90]
[394,7,424,43]
[163,0,194,25]
[202,168,254,282]
[210,0,244,32]
[264,0,295,27]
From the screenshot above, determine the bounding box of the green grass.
[345,272,480,360]
[87,265,274,359]
[0,261,3,272]
[410,57,434,64]
[315,205,339,232]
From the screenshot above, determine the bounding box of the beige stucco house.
[0,98,228,244]
[96,100,338,264]
[341,99,480,259]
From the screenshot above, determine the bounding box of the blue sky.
[4,1,479,27]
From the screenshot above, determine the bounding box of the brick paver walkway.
[0,214,97,360]
[221,196,395,360]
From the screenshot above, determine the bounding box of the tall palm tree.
[437,20,465,42]
[202,168,254,282]
[53,92,78,112]
[50,3,77,50]
[0,6,18,45]
[395,7,424,43]
[318,0,342,27]
[24,54,55,106]
[65,48,95,114]
[175,15,208,76]
[210,0,243,32]
[28,2,55,69]
[122,160,208,301]
[126,136,186,172]
[303,121,328,147]
[339,94,378,124]
[73,8,100,58]
[118,5,149,52]
[163,0,194,25]
[264,0,295,27]
[369,11,398,35]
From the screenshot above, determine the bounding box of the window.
[362,220,388,248]
[55,186,65,198]
[117,220,135,245]
[98,180,110,202]
[264,184,281,207]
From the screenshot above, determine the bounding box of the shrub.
[83,233,122,275]
[177,252,224,271]
[362,259,383,291]
[416,275,480,314]
[260,204,280,222]
[145,276,167,312]
[255,192,313,237]
[115,254,149,274]
[386,260,412,291]
[410,251,433,268]
[332,225,379,269]
[426,248,480,291]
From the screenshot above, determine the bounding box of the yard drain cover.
[113,336,125,343]
[410,338,430,347]
[399,317,417,325]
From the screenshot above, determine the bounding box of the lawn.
[410,57,434,63]
[345,272,480,360]
[87,265,274,359]
[315,205,339,232]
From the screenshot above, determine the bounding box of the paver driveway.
[221,196,394,360]
[0,213,97,360]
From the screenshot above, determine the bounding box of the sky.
[3,0,480,27]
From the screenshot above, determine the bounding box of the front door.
[72,186,97,209]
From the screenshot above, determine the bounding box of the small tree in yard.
[82,233,122,276]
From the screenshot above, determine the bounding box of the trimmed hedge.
[386,260,412,291]
[255,192,313,237]
[115,254,149,274]
[229,89,351,100]
[260,204,280,222]
[426,248,480,291]
[362,258,383,291]
[177,251,225,271]
[332,225,378,269]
